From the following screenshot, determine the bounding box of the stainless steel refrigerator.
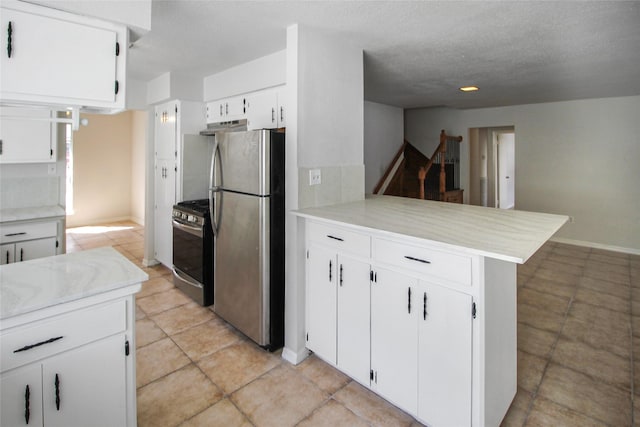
[208,129,285,350]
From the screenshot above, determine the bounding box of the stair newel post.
[439,130,447,201]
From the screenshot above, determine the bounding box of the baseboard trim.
[281,346,310,365]
[551,237,640,256]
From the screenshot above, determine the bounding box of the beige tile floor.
[66,221,640,427]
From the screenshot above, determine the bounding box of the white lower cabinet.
[0,219,61,265]
[303,219,499,427]
[1,296,137,427]
[417,280,473,427]
[370,267,418,414]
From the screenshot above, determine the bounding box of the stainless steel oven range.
[172,199,214,306]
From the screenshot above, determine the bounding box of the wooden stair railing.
[418,130,462,201]
[373,140,407,195]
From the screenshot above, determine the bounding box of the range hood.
[200,119,248,135]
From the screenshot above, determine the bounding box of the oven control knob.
[188,215,196,222]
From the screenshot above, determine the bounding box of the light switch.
[309,169,321,186]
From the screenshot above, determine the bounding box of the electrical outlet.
[309,169,321,186]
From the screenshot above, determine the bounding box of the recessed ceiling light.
[460,86,479,92]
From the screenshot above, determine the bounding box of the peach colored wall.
[68,111,145,227]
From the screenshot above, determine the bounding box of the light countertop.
[0,246,148,320]
[0,205,66,223]
[293,195,568,264]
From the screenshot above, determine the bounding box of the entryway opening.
[468,126,515,208]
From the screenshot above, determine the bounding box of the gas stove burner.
[175,199,210,216]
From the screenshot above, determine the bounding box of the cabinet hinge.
[0,140,3,155]
[50,148,54,157]
[115,42,120,56]
[306,333,309,342]
[472,302,477,319]
[175,106,178,113]
[370,369,374,381]
[306,249,309,259]
[56,240,59,248]
[115,80,119,95]
[125,340,130,356]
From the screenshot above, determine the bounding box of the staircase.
[374,130,464,203]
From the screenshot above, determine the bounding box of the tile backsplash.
[0,176,60,209]
[298,165,364,209]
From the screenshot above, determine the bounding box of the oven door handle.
[173,268,204,289]
[172,219,203,238]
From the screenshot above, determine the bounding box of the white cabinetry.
[153,100,206,268]
[0,219,61,265]
[302,217,517,427]
[305,221,371,385]
[0,107,56,163]
[205,96,247,123]
[0,1,127,111]
[0,295,137,427]
[246,87,286,130]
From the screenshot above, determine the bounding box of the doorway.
[468,126,515,208]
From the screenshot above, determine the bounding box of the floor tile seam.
[150,313,217,338]
[135,359,197,392]
[135,299,192,318]
[521,281,580,426]
[292,396,348,426]
[527,393,624,427]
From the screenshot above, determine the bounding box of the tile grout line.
[521,246,590,426]
[629,255,635,427]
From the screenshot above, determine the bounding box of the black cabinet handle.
[7,21,12,58]
[326,235,344,242]
[14,336,63,353]
[423,292,428,320]
[5,232,27,237]
[114,80,119,95]
[115,42,120,56]
[5,250,9,264]
[20,247,23,262]
[55,374,61,411]
[329,260,332,282]
[339,264,343,287]
[404,255,431,264]
[25,384,30,424]
[408,287,412,313]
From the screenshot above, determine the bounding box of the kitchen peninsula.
[293,195,568,427]
[0,247,147,427]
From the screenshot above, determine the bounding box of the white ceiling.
[127,1,640,109]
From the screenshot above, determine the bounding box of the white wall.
[203,50,287,101]
[405,96,640,252]
[363,101,404,193]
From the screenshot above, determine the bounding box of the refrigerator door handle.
[209,140,222,235]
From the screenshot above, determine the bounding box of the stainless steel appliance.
[209,129,285,350]
[172,199,214,306]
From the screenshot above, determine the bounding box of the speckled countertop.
[293,195,568,264]
[0,246,148,320]
[0,205,66,222]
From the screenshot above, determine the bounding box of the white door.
[418,281,473,427]
[496,132,515,209]
[43,334,127,427]
[1,8,117,103]
[306,244,337,364]
[336,255,371,385]
[370,267,418,415]
[0,363,44,427]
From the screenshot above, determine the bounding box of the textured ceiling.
[127,1,640,109]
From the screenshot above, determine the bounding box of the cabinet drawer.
[1,299,127,372]
[0,221,57,244]
[307,221,370,257]
[372,238,472,286]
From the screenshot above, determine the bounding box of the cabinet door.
[155,102,177,160]
[246,90,278,130]
[306,244,337,364]
[154,158,175,268]
[370,267,418,414]
[0,363,44,427]
[336,254,370,385]
[43,334,127,427]
[0,107,55,164]
[16,238,57,262]
[224,96,247,121]
[1,243,15,265]
[418,281,473,427]
[1,8,118,104]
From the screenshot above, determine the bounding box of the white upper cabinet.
[0,1,127,111]
[0,106,55,163]
[206,96,247,124]
[246,86,286,130]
